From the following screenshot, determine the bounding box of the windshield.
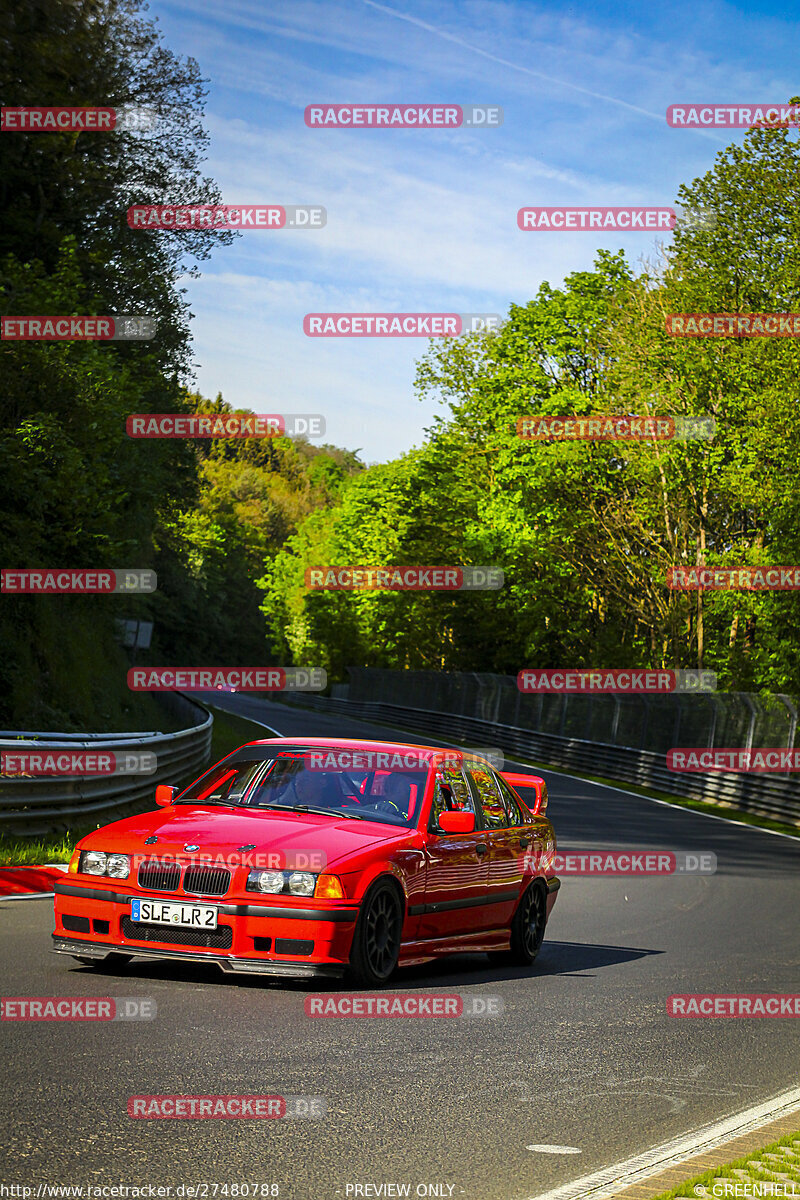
[177,750,429,827]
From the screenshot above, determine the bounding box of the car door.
[465,766,527,928]
[419,766,490,940]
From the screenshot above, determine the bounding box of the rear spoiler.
[501,772,548,815]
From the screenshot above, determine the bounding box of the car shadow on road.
[65,938,661,991]
[371,940,664,988]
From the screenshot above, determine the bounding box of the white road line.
[527,1084,800,1200]
[528,1146,582,1155]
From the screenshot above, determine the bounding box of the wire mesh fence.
[339,668,798,755]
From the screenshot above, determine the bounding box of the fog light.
[81,851,107,876]
[106,854,130,879]
[288,872,315,897]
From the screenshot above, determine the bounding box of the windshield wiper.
[176,797,244,807]
[254,803,365,820]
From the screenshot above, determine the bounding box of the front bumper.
[53,880,359,978]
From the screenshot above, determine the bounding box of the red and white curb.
[0,864,69,899]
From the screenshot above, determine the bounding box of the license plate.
[131,897,218,929]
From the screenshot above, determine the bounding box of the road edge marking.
[527,1084,800,1200]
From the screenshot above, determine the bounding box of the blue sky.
[147,0,798,461]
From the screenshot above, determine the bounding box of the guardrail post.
[639,697,650,750]
[743,694,757,753]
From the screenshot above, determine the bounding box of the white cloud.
[151,0,797,457]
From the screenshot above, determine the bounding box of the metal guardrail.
[0,692,213,835]
[279,689,800,827]
[0,729,162,740]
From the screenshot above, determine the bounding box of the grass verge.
[206,702,277,764]
[649,1130,800,1198]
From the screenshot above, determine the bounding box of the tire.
[347,881,403,987]
[492,881,548,967]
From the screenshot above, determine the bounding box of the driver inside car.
[374,772,414,818]
[276,767,342,809]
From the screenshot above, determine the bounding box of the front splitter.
[52,936,346,978]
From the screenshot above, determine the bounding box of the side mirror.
[438,810,475,834]
[155,784,178,807]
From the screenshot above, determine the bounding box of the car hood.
[80,805,412,870]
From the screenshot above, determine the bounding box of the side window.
[495,774,526,826]
[468,768,508,829]
[430,768,474,827]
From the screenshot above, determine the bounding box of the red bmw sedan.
[52,738,560,986]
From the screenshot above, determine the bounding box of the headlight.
[250,870,285,894]
[288,872,315,897]
[78,850,130,878]
[246,869,319,896]
[106,853,130,879]
[80,851,107,876]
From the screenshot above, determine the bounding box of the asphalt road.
[2,695,799,1200]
